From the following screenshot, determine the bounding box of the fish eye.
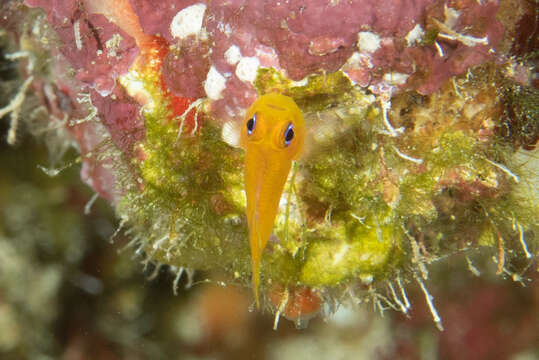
[246,114,256,135]
[284,123,294,146]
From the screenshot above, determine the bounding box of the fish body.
[240,93,305,307]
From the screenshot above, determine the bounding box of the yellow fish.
[240,93,305,307]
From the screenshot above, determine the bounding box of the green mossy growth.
[499,80,539,150]
[301,124,380,221]
[254,68,362,112]
[300,216,398,286]
[115,62,537,310]
[120,118,253,276]
[262,245,301,285]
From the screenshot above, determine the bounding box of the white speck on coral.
[224,24,232,36]
[225,105,236,117]
[383,72,409,86]
[405,24,425,46]
[119,71,154,109]
[204,66,226,100]
[105,34,123,58]
[333,244,350,265]
[290,77,309,87]
[73,19,82,50]
[357,32,381,53]
[359,253,370,262]
[94,86,114,98]
[255,45,280,68]
[235,56,260,83]
[344,51,373,69]
[341,52,374,86]
[170,3,207,39]
[224,45,242,65]
[217,22,232,37]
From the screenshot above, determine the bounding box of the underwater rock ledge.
[1,0,537,327]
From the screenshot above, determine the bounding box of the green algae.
[301,122,380,219]
[500,79,539,150]
[119,121,252,275]
[97,56,539,316]
[122,64,535,303]
[300,216,399,286]
[254,68,363,112]
[116,66,410,292]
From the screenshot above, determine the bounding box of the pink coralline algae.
[40,0,502,122]
[161,37,210,99]
[23,0,507,130]
[205,0,503,103]
[25,0,139,96]
[22,0,147,200]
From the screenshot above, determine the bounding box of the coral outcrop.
[1,0,537,326]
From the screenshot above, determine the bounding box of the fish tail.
[249,219,263,308]
[252,257,261,309]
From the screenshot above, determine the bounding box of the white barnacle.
[235,56,260,83]
[383,72,409,86]
[357,31,381,53]
[204,66,226,100]
[224,45,242,65]
[170,3,207,39]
